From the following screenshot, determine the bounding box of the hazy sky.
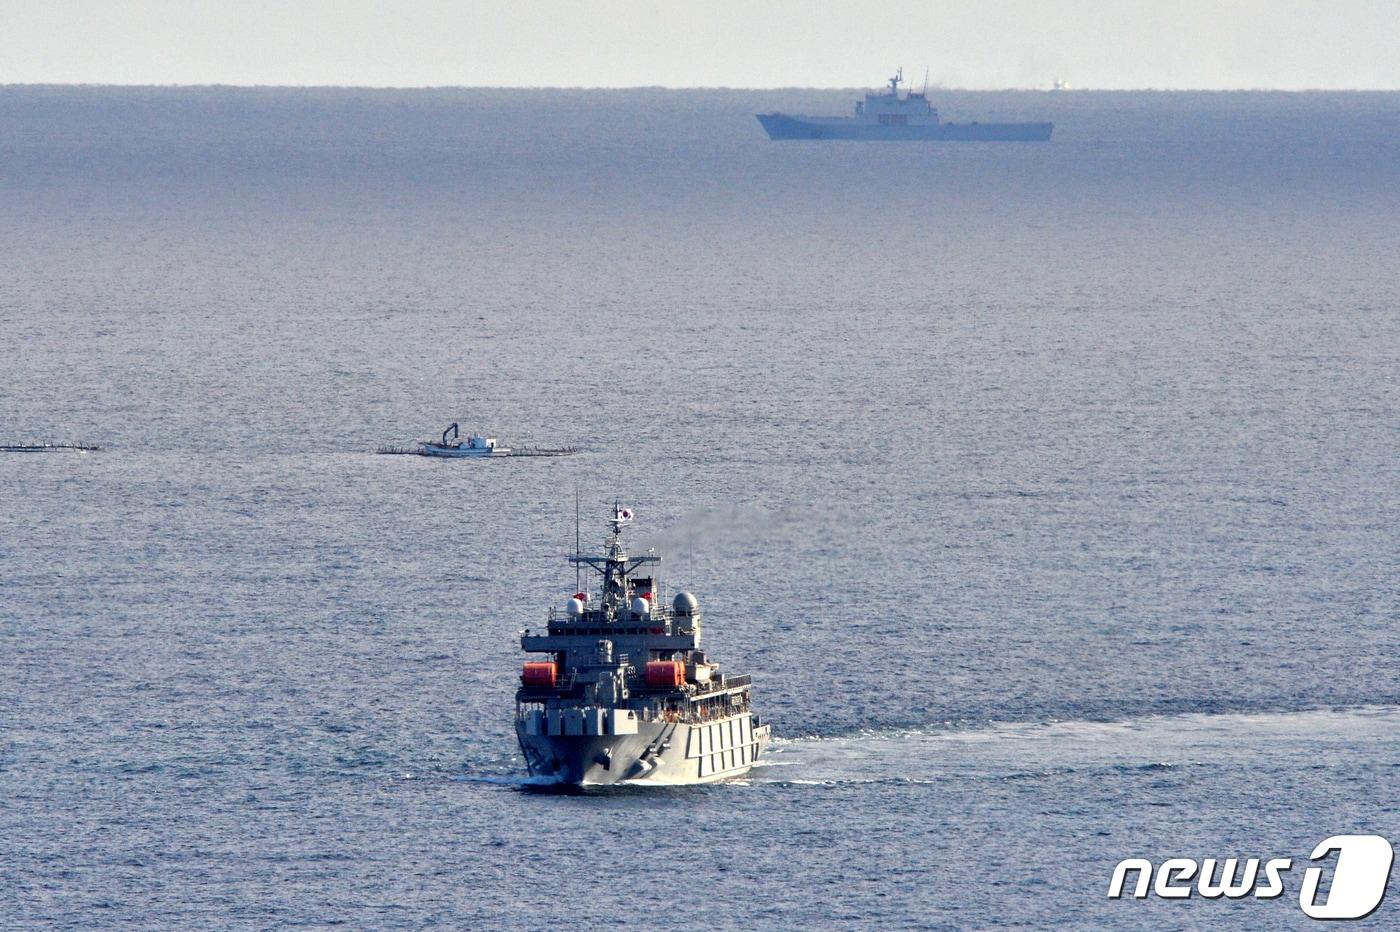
[4,0,1398,90]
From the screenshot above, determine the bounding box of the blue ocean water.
[2,86,1399,928]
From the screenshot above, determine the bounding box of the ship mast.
[569,502,660,617]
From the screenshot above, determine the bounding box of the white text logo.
[1108,835,1393,920]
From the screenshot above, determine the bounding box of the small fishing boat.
[375,423,578,458]
[418,422,512,458]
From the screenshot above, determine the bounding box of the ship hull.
[418,444,511,457]
[757,113,1052,141]
[516,711,770,786]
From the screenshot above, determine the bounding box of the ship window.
[878,114,908,126]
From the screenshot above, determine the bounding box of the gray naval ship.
[757,69,1052,141]
[516,504,770,786]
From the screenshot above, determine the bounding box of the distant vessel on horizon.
[757,69,1053,142]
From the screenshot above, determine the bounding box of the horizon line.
[3,82,1398,94]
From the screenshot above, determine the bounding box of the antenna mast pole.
[574,488,581,594]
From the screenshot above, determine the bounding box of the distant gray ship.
[515,504,769,786]
[758,69,1052,141]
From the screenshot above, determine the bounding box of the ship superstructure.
[757,68,1053,141]
[515,504,770,785]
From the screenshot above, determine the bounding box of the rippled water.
[3,87,1399,927]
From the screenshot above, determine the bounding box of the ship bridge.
[515,503,750,722]
[518,503,708,676]
[855,69,939,126]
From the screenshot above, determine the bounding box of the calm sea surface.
[2,87,1399,928]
